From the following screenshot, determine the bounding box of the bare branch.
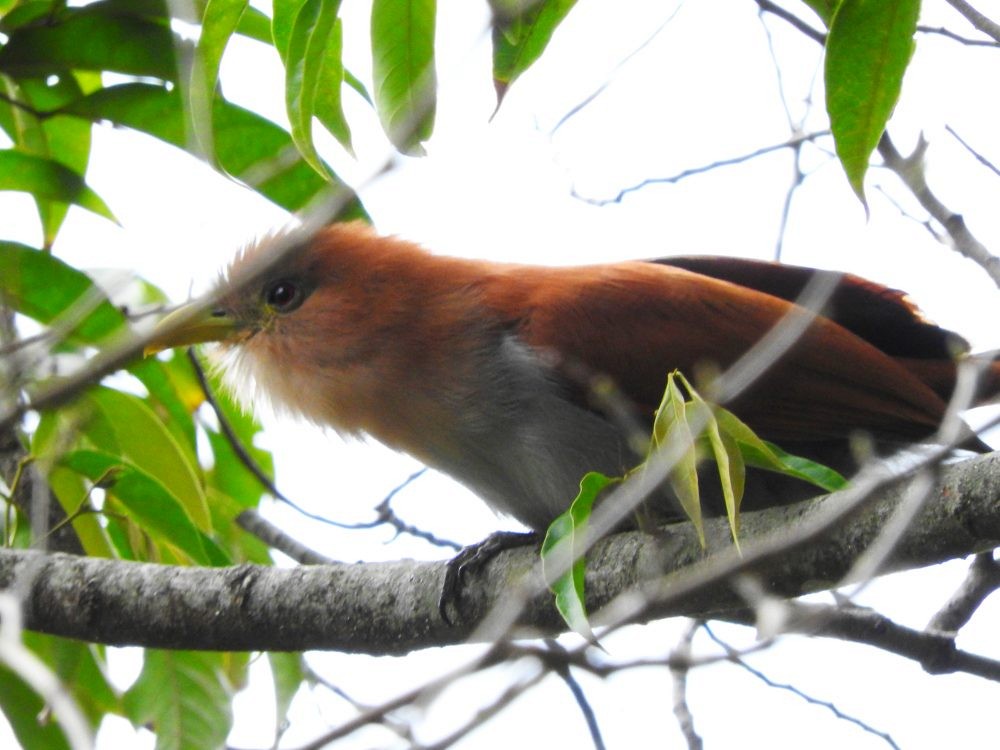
[927,552,1000,635]
[753,0,826,44]
[726,601,1000,681]
[878,133,1000,288]
[3,451,1000,655]
[945,0,1000,42]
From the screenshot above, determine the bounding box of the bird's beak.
[144,303,239,357]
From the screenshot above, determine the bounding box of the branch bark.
[2,452,999,655]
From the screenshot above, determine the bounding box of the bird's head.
[145,222,446,432]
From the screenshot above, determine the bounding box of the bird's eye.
[264,280,302,312]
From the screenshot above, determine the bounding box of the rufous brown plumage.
[149,222,997,531]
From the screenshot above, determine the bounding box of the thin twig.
[544,640,606,750]
[946,124,1000,178]
[918,24,1000,46]
[704,623,901,749]
[670,620,703,750]
[573,131,829,205]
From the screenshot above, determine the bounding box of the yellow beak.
[144,303,239,356]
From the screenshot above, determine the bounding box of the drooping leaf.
[0,241,126,343]
[129,356,199,464]
[61,450,212,565]
[81,386,210,531]
[650,372,704,546]
[269,652,304,732]
[0,72,97,246]
[0,7,178,80]
[190,0,250,161]
[825,0,919,202]
[371,0,436,154]
[285,0,351,174]
[490,0,576,107]
[272,0,306,60]
[0,666,76,750]
[124,650,233,750]
[62,83,367,218]
[31,412,117,558]
[23,632,121,723]
[0,150,116,222]
[542,471,617,642]
[713,408,847,492]
[679,373,745,546]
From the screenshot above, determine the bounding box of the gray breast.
[434,334,629,531]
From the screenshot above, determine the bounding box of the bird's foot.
[439,530,540,626]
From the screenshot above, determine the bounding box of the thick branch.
[2,452,999,655]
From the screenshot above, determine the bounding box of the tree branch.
[2,452,999,655]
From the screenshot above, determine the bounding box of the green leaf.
[0,7,178,80]
[190,0,250,161]
[713,409,847,492]
[268,652,304,730]
[542,471,617,642]
[800,0,840,26]
[31,412,117,558]
[273,0,307,61]
[0,667,75,750]
[63,83,367,218]
[0,149,116,222]
[680,375,745,547]
[23,632,121,723]
[825,0,919,202]
[124,650,233,750]
[490,0,576,107]
[0,73,96,246]
[82,386,210,531]
[285,0,351,174]
[128,357,199,464]
[61,450,212,565]
[235,5,274,44]
[371,0,436,154]
[0,241,126,343]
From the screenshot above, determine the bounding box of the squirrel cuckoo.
[148,222,997,532]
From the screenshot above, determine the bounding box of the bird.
[147,221,998,533]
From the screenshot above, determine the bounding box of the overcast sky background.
[4,0,1000,747]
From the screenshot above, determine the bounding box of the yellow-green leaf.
[651,373,704,547]
[83,387,210,531]
[714,408,847,491]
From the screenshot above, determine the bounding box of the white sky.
[4,0,1000,748]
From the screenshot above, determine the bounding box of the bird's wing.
[650,255,967,359]
[489,261,949,444]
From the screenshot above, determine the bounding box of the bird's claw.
[438,530,539,626]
